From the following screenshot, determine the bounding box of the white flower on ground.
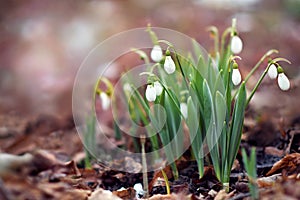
[278,73,290,91]
[231,35,243,54]
[180,103,188,119]
[232,68,242,86]
[133,183,145,199]
[164,55,176,74]
[153,81,163,96]
[150,45,163,62]
[100,92,110,110]
[268,63,278,79]
[145,85,156,102]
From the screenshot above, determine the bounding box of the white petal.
[133,183,145,198]
[123,83,132,93]
[232,68,242,86]
[100,92,110,110]
[150,45,163,62]
[231,36,243,54]
[145,85,156,102]
[268,64,278,79]
[164,56,176,74]
[153,81,163,96]
[180,103,188,119]
[278,73,290,91]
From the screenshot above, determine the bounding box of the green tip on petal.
[277,66,284,74]
[165,50,171,56]
[233,62,238,69]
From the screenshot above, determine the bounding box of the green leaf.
[203,80,222,180]
[163,89,183,159]
[186,97,204,178]
[228,82,247,170]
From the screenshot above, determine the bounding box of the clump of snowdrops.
[96,18,291,190]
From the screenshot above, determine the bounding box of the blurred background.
[0,0,299,124]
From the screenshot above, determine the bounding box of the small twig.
[140,135,149,198]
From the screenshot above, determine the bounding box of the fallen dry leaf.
[112,187,135,199]
[214,189,235,200]
[149,193,200,200]
[0,153,33,178]
[257,174,282,187]
[266,153,300,176]
[89,188,122,200]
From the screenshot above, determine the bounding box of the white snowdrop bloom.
[231,35,243,54]
[180,103,188,119]
[150,45,163,62]
[145,85,156,102]
[164,55,176,74]
[153,81,163,96]
[133,183,145,199]
[232,68,242,86]
[123,83,132,93]
[100,92,110,110]
[277,73,290,91]
[268,63,278,79]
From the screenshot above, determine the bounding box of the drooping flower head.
[277,66,290,91]
[231,35,243,54]
[268,63,278,79]
[145,84,156,102]
[164,50,176,74]
[231,62,242,86]
[150,45,163,62]
[100,92,110,110]
[153,81,163,96]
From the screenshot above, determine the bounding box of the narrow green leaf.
[186,97,204,177]
[228,82,247,170]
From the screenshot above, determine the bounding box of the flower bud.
[145,85,156,102]
[180,103,188,119]
[164,54,176,74]
[100,92,110,110]
[268,63,278,79]
[153,81,163,96]
[277,73,290,91]
[150,45,163,62]
[232,68,242,86]
[231,35,243,54]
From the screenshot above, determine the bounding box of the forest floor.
[0,109,299,200]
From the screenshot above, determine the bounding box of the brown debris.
[266,153,300,176]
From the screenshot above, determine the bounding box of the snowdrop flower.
[153,81,163,96]
[180,103,188,119]
[123,83,132,93]
[145,84,156,102]
[100,92,110,110]
[231,35,243,54]
[268,63,278,79]
[164,50,176,74]
[277,72,290,91]
[150,45,163,62]
[231,62,242,86]
[133,183,145,199]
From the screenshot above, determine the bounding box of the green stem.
[220,27,232,55]
[207,26,219,55]
[246,63,271,106]
[231,49,279,101]
[244,49,278,83]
